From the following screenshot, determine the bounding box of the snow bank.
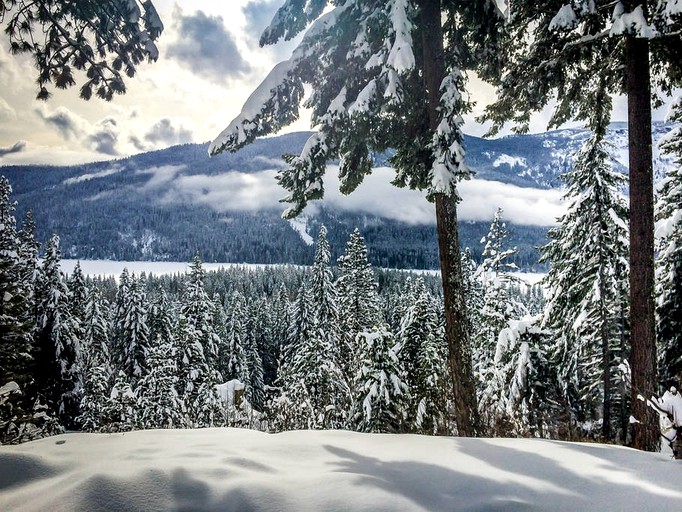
[1,429,681,511]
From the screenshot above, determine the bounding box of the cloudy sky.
[3,0,675,168]
[0,1,676,230]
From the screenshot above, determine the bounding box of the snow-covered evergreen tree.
[136,336,185,430]
[176,317,222,428]
[78,286,113,432]
[657,99,682,385]
[282,281,314,378]
[352,326,408,433]
[541,116,630,441]
[336,229,381,380]
[0,179,46,443]
[399,278,448,434]
[104,370,137,432]
[115,274,150,383]
[34,235,80,427]
[282,325,349,430]
[244,299,266,412]
[110,268,130,372]
[474,208,527,362]
[481,0,681,453]
[225,291,249,385]
[147,287,175,350]
[311,225,339,335]
[181,256,221,376]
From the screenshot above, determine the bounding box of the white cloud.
[63,166,122,185]
[0,96,16,121]
[317,167,564,226]
[150,169,283,211]
[137,165,186,191]
[139,164,564,226]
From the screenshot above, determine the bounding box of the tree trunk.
[626,35,658,452]
[419,0,481,437]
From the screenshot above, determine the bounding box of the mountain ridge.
[1,122,676,270]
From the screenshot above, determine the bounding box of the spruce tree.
[311,225,339,336]
[176,317,222,427]
[117,275,150,383]
[78,285,113,432]
[244,300,266,412]
[34,235,80,427]
[136,337,185,430]
[540,109,630,441]
[225,291,249,385]
[657,99,682,385]
[474,208,527,372]
[181,256,221,375]
[352,326,408,433]
[336,229,381,380]
[399,278,448,434]
[0,178,41,443]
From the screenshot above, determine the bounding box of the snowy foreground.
[1,429,681,512]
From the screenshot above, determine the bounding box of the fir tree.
[657,99,682,386]
[78,286,113,432]
[352,326,408,433]
[34,235,80,427]
[541,114,630,441]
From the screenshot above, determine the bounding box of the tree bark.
[626,35,658,452]
[419,0,481,437]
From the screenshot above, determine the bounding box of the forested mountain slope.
[1,123,674,269]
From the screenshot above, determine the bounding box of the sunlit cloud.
[33,103,194,158]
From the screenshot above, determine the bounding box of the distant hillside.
[1,123,676,270]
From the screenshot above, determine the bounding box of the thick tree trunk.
[626,35,658,452]
[419,0,481,436]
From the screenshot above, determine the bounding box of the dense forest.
[2,144,680,444]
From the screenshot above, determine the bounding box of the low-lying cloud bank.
[139,165,565,226]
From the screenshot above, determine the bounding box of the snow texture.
[549,5,578,30]
[1,429,681,511]
[610,3,658,38]
[288,216,314,245]
[658,388,682,427]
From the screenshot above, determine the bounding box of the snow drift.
[1,429,681,511]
